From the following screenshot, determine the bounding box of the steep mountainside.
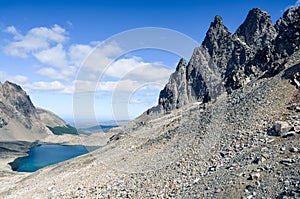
[0,81,68,141]
[1,6,300,199]
[148,7,300,115]
[36,108,66,128]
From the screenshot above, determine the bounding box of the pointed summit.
[202,15,231,55]
[235,8,276,50]
[175,58,187,71]
[212,15,223,27]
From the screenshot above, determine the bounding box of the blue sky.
[0,0,299,123]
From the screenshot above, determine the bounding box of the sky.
[0,0,299,124]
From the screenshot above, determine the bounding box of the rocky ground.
[0,62,298,199]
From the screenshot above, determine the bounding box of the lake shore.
[0,130,115,195]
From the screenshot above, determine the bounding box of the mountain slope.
[0,81,70,141]
[36,107,66,128]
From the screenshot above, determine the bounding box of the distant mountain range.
[75,120,129,134]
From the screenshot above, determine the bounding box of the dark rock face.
[235,8,277,51]
[148,6,300,115]
[274,6,300,59]
[158,58,190,112]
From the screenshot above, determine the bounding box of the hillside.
[1,6,300,198]
[36,108,66,128]
[0,81,74,141]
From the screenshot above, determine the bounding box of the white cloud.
[3,26,22,39]
[36,67,58,78]
[68,44,94,66]
[78,45,172,84]
[33,44,67,67]
[0,70,74,94]
[28,24,66,43]
[0,70,28,85]
[129,99,144,104]
[74,80,114,92]
[3,24,67,58]
[82,42,123,71]
[72,46,172,95]
[111,79,144,92]
[74,79,144,93]
[36,66,76,80]
[23,80,74,94]
[106,56,173,82]
[296,0,300,5]
[1,25,172,99]
[26,81,65,91]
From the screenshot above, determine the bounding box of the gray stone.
[249,172,260,180]
[289,147,298,153]
[252,156,266,164]
[282,131,296,138]
[273,121,292,136]
[280,159,295,165]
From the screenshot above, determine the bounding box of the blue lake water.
[9,144,97,172]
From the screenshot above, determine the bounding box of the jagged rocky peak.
[156,58,190,113]
[274,6,300,58]
[146,6,300,116]
[235,8,276,50]
[175,58,187,71]
[202,15,232,56]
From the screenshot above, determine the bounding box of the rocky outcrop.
[0,81,67,141]
[235,8,277,51]
[274,6,300,59]
[148,6,300,115]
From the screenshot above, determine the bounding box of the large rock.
[272,121,292,136]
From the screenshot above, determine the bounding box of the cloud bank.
[1,24,174,95]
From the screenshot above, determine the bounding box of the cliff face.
[0,81,66,141]
[148,6,300,115]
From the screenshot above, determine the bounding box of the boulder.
[272,121,292,136]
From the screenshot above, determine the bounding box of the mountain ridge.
[147,6,300,115]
